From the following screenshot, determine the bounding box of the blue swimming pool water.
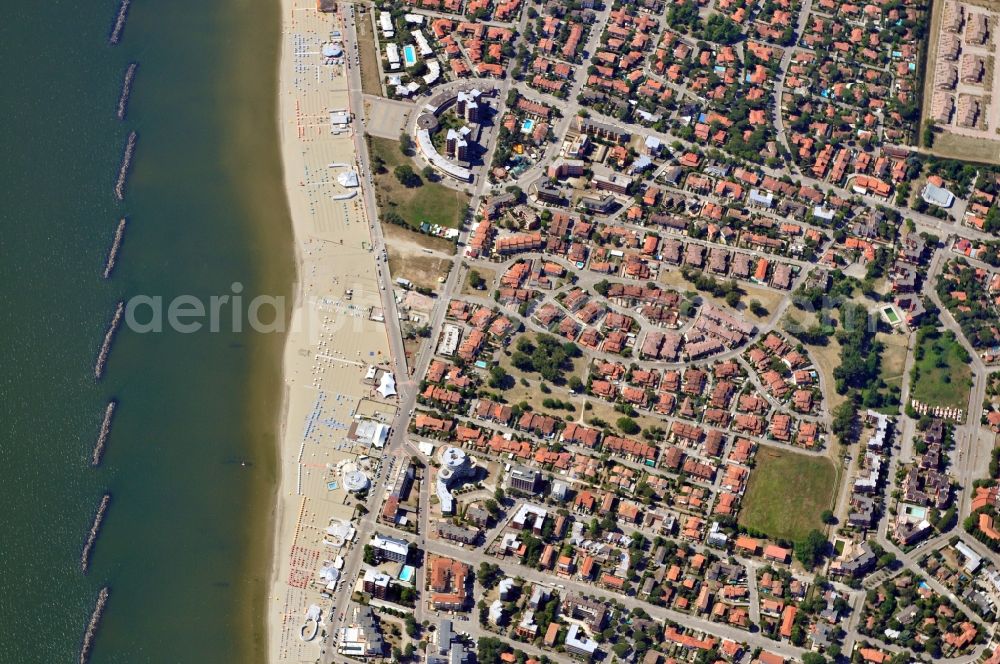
[521,118,535,133]
[403,45,417,67]
[399,565,415,582]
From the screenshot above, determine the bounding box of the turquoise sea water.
[0,1,292,661]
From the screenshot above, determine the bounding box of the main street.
[323,6,482,657]
[319,7,422,661]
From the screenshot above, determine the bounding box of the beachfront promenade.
[269,2,398,662]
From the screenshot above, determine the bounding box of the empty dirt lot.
[383,223,454,290]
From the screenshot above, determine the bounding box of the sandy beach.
[267,1,394,661]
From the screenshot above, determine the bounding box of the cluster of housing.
[376,2,518,99]
[892,420,953,547]
[930,1,994,131]
[740,332,825,443]
[915,540,1000,641]
[400,271,842,598]
[840,411,893,537]
[783,0,929,175]
[856,568,981,659]
[339,0,1000,660]
[937,257,1000,361]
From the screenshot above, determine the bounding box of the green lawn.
[910,330,973,410]
[738,448,836,542]
[368,136,468,230]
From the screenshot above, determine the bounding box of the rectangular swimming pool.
[403,44,417,67]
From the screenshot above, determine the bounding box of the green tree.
[468,270,486,290]
[394,164,422,188]
[922,120,936,148]
[831,400,858,444]
[612,642,632,658]
[511,351,534,372]
[477,562,502,588]
[617,417,640,435]
[700,14,742,44]
[399,133,414,156]
[405,614,419,638]
[795,529,828,568]
[488,366,512,390]
[476,637,506,664]
[833,304,880,393]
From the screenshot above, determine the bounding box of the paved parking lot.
[364,97,410,139]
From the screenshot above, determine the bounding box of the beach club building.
[370,533,410,563]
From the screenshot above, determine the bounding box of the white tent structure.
[337,170,359,188]
[377,372,396,398]
[319,566,340,585]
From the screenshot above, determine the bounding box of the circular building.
[439,446,473,484]
[416,112,439,132]
[343,469,370,493]
[436,446,476,515]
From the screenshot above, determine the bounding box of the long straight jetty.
[116,63,138,121]
[102,218,127,279]
[114,131,137,202]
[79,586,110,664]
[91,400,117,466]
[80,493,111,574]
[94,301,125,381]
[108,0,131,45]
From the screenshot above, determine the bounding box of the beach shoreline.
[266,1,393,661]
[266,0,299,656]
[263,209,299,664]
[265,74,299,664]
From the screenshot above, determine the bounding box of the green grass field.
[738,448,837,542]
[910,331,973,410]
[368,136,469,231]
